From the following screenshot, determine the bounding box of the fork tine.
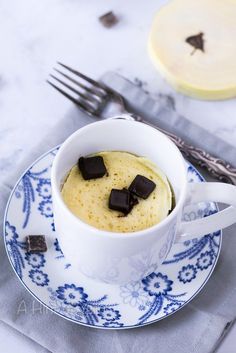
[47,80,97,116]
[49,74,100,105]
[53,68,105,99]
[57,62,107,93]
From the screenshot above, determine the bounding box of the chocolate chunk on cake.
[129,174,156,199]
[78,156,107,180]
[109,188,138,215]
[109,188,131,214]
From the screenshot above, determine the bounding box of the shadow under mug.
[51,117,236,284]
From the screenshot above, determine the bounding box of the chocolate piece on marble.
[99,11,118,28]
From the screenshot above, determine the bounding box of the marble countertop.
[1,0,236,352]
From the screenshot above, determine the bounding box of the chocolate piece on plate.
[99,11,118,28]
[186,32,204,54]
[129,175,156,199]
[78,156,107,180]
[109,188,139,215]
[26,235,47,253]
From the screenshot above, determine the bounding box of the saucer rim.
[3,145,222,330]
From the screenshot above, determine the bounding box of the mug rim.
[51,119,188,239]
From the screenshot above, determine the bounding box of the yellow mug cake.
[61,151,172,233]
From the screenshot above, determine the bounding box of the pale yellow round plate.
[149,0,236,100]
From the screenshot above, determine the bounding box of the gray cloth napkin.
[0,72,235,353]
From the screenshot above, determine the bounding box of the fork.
[47,62,236,184]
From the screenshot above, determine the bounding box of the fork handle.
[126,114,236,185]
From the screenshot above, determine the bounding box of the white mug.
[51,117,236,284]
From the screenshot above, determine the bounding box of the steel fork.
[47,62,236,184]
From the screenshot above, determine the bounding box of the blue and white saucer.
[3,146,222,329]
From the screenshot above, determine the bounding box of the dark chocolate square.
[109,188,131,214]
[26,235,47,253]
[129,175,156,199]
[99,11,118,28]
[78,156,107,180]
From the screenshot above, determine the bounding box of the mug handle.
[176,182,236,241]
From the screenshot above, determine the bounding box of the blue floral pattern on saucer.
[3,146,222,329]
[29,269,49,286]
